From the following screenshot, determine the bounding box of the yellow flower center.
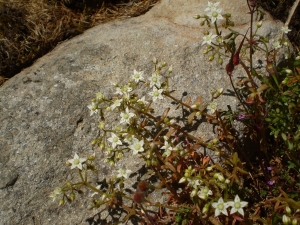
[218,204,224,210]
[74,158,80,165]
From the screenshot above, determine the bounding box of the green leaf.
[288,141,294,150]
[281,133,287,141]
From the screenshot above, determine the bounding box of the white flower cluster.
[212,195,248,217]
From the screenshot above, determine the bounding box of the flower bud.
[282,78,288,85]
[217,36,223,43]
[152,159,159,166]
[257,21,262,28]
[296,56,300,60]
[161,62,167,67]
[286,206,292,215]
[98,122,105,129]
[283,215,291,225]
[59,199,65,206]
[99,143,105,150]
[116,152,124,159]
[224,13,231,18]
[70,192,76,201]
[218,57,223,65]
[228,21,234,26]
[209,55,214,61]
[292,219,297,225]
[179,177,187,183]
[96,92,104,100]
[212,138,218,144]
[190,189,198,197]
[206,166,213,171]
[88,153,96,160]
[203,49,208,54]
[163,117,170,123]
[168,66,173,73]
[194,14,201,19]
[264,37,269,43]
[285,69,292,74]
[145,159,151,166]
[169,119,176,125]
[202,204,209,214]
[214,173,225,182]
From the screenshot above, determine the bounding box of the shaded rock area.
[0,0,285,224]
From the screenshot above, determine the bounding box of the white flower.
[197,186,213,200]
[227,195,248,216]
[132,70,144,82]
[117,167,132,179]
[212,197,229,217]
[207,102,218,114]
[129,138,144,155]
[148,73,161,88]
[161,140,173,157]
[96,92,104,100]
[122,85,132,93]
[273,41,282,50]
[137,96,149,106]
[107,133,122,149]
[90,185,101,197]
[111,99,122,110]
[149,87,164,101]
[87,102,99,116]
[49,187,63,202]
[115,85,132,95]
[281,26,291,34]
[68,153,86,170]
[202,32,217,46]
[123,134,134,144]
[207,8,223,24]
[120,107,135,124]
[205,1,220,11]
[187,178,201,189]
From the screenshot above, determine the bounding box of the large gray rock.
[0,0,284,224]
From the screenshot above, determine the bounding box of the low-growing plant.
[51,0,300,224]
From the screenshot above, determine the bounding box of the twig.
[285,0,300,27]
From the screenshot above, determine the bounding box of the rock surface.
[0,0,284,224]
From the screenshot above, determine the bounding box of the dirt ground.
[0,0,299,84]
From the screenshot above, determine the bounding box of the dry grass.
[0,0,159,82]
